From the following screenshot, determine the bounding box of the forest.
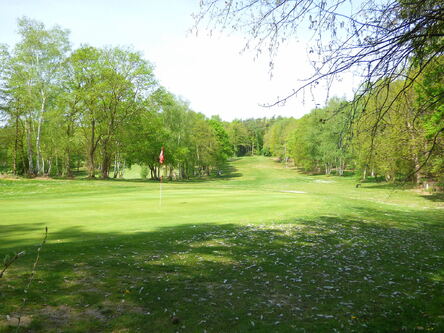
[0,18,443,188]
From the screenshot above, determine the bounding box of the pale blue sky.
[0,0,196,49]
[0,0,355,120]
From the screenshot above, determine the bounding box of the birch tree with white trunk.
[8,18,70,175]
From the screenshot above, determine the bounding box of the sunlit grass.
[0,157,443,332]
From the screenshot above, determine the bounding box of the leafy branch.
[0,251,26,279]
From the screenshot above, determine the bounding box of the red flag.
[159,146,165,164]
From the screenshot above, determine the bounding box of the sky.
[0,0,356,121]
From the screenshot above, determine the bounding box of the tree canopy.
[0,16,442,186]
[196,0,444,177]
[0,18,234,179]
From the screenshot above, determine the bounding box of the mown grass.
[0,156,443,332]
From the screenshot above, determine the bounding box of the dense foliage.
[263,88,443,185]
[0,18,442,186]
[0,18,233,179]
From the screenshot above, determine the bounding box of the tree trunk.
[65,123,73,178]
[36,123,41,175]
[325,164,331,175]
[65,153,72,178]
[20,138,27,175]
[101,149,112,179]
[338,158,345,176]
[88,119,97,178]
[36,93,46,175]
[406,120,422,185]
[284,144,287,168]
[113,154,119,178]
[88,146,96,178]
[13,114,19,175]
[56,157,61,177]
[196,145,200,164]
[26,119,34,175]
[119,161,125,178]
[47,159,52,176]
[414,153,422,185]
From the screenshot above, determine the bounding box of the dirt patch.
[85,308,107,321]
[37,304,112,330]
[102,299,147,316]
[2,315,33,328]
[41,305,74,327]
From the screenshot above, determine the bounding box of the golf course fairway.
[1,156,443,332]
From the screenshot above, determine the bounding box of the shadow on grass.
[351,205,444,231]
[0,223,48,249]
[1,208,443,332]
[67,163,243,184]
[357,182,419,192]
[421,193,444,203]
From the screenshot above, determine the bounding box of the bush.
[140,165,148,179]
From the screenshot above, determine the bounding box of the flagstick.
[159,174,162,208]
[159,146,165,208]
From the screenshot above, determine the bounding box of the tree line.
[195,0,443,186]
[0,18,240,179]
[1,18,442,186]
[263,81,444,185]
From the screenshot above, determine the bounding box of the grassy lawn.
[1,156,443,332]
